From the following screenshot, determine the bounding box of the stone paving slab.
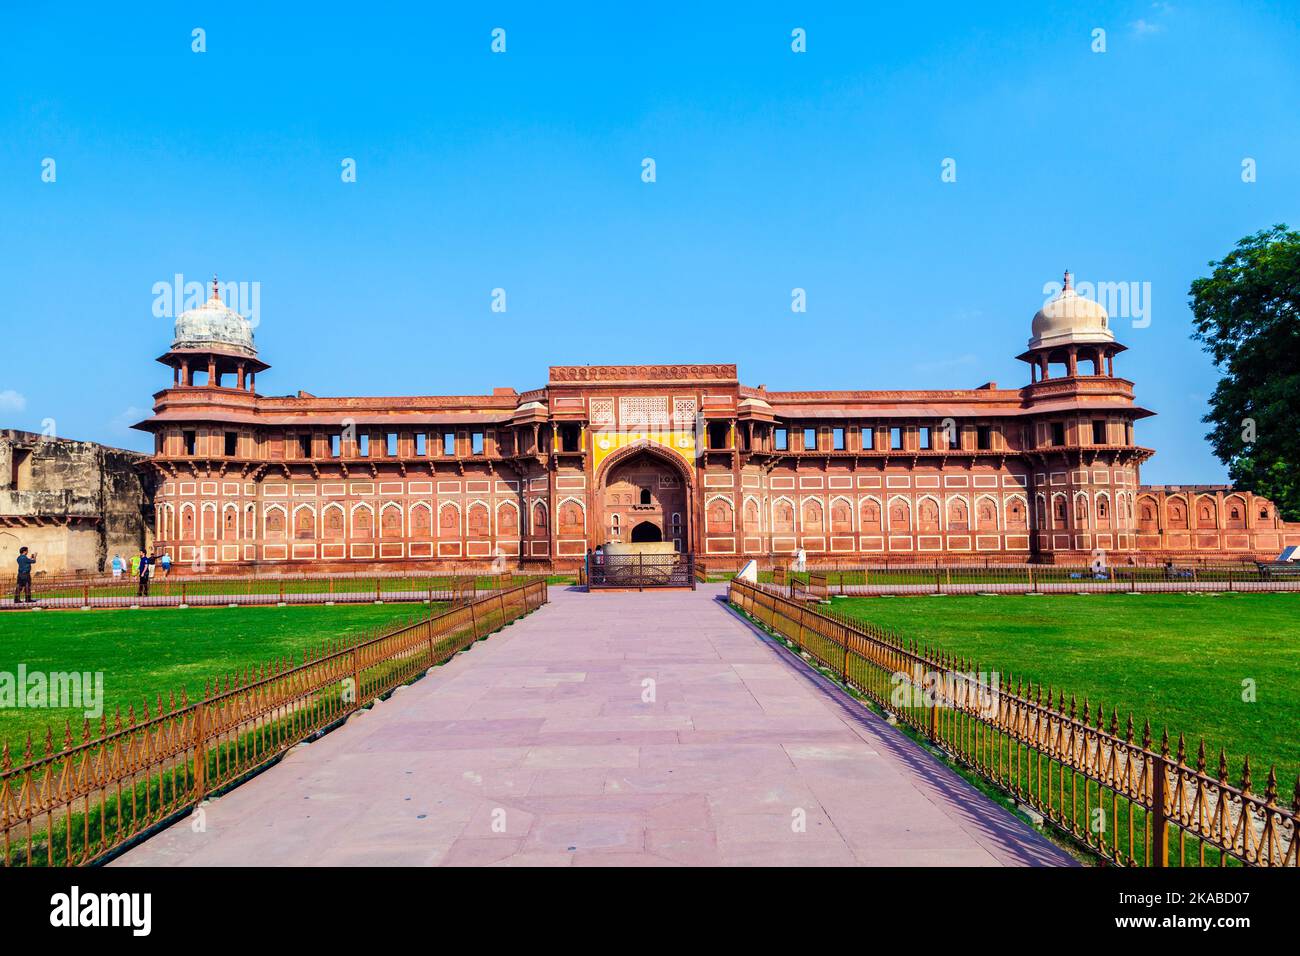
[113,585,1074,867]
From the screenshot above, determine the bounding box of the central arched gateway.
[596,445,692,553]
[630,521,662,543]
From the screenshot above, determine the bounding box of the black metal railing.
[587,553,696,590]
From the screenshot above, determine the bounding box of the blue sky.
[1,2,1296,482]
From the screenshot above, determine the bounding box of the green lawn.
[0,603,441,761]
[831,592,1300,788]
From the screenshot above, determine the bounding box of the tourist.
[136,550,151,597]
[111,553,124,578]
[130,551,141,578]
[13,546,36,604]
[160,552,172,577]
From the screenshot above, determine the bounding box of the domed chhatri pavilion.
[160,277,266,390]
[135,273,1300,570]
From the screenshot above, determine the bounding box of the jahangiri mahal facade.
[135,275,1300,571]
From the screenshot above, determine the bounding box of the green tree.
[1189,225,1300,521]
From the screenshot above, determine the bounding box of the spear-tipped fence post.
[1151,732,1170,867]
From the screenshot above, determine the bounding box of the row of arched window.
[1134,493,1261,531]
[701,495,1031,534]
[156,498,583,542]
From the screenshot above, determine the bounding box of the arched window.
[830,500,852,533]
[640,487,652,506]
[947,499,968,532]
[859,499,881,532]
[497,502,519,535]
[773,501,794,532]
[707,498,733,533]
[468,503,491,536]
[559,501,583,533]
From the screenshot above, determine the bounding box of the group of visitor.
[111,550,172,595]
[10,545,175,606]
[583,546,605,584]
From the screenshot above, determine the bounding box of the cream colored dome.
[172,278,257,358]
[1029,272,1114,351]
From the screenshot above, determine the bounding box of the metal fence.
[587,553,697,590]
[0,578,548,866]
[698,554,1282,576]
[728,578,1297,867]
[753,563,1300,597]
[1,570,528,610]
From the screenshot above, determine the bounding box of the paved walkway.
[114,586,1073,867]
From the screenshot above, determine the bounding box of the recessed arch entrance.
[595,444,693,553]
[630,520,662,543]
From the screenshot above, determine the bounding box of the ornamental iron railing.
[728,578,1298,867]
[725,561,1300,597]
[0,578,548,866]
[587,553,696,590]
[2,570,526,610]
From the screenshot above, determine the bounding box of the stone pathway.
[114,585,1073,867]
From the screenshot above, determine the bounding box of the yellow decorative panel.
[592,429,697,476]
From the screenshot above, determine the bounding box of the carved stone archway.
[595,443,694,553]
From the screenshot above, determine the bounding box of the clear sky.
[1,2,1296,482]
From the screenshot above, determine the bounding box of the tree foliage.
[1189,225,1300,520]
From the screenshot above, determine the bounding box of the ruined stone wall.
[0,430,152,574]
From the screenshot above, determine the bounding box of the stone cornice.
[548,364,738,384]
[767,389,1021,403]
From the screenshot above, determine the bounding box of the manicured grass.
[0,603,443,760]
[831,592,1300,788]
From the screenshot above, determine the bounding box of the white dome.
[172,279,257,358]
[1029,272,1114,351]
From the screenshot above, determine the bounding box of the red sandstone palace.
[135,276,1299,569]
